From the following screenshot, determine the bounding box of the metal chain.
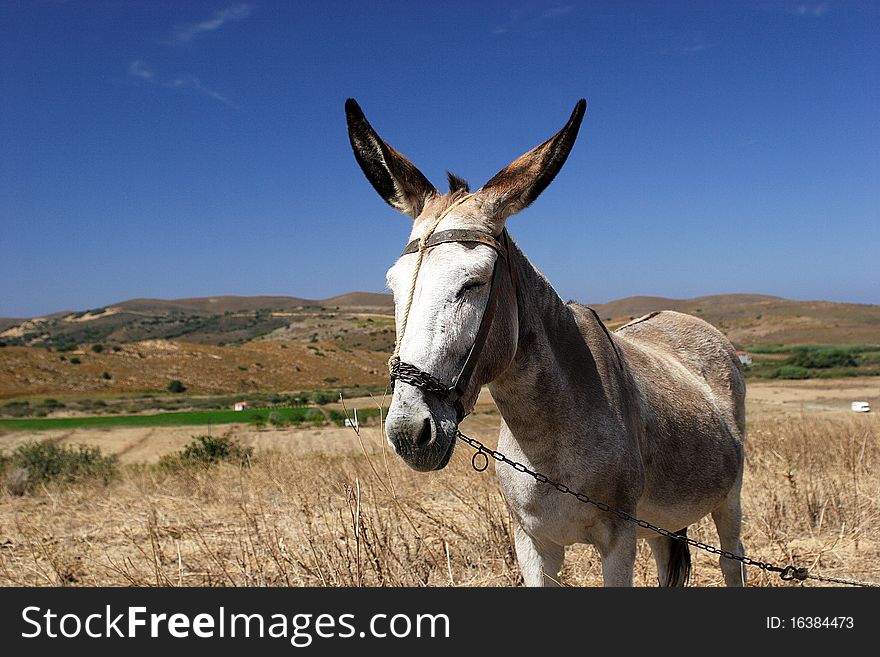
[457,430,877,587]
[390,360,450,396]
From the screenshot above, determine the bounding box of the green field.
[0,406,314,431]
[743,344,880,380]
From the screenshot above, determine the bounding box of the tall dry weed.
[0,412,876,587]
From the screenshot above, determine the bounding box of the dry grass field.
[0,379,877,587]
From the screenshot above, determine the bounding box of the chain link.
[390,359,451,396]
[457,431,876,587]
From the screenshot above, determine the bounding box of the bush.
[91,344,104,353]
[268,411,287,428]
[2,400,31,418]
[304,408,326,425]
[788,346,857,369]
[167,379,187,393]
[102,371,112,380]
[69,357,81,365]
[158,435,252,470]
[1,442,118,492]
[327,410,346,425]
[309,390,335,405]
[774,366,812,380]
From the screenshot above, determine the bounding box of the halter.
[388,195,517,422]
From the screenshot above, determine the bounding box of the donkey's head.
[345,99,585,471]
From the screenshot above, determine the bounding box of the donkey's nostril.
[415,417,433,446]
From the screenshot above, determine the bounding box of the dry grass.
[0,407,877,587]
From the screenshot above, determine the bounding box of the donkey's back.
[612,310,746,528]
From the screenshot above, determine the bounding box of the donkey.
[345,98,747,587]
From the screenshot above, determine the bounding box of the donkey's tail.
[665,529,692,587]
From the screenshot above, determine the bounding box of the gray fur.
[346,98,747,586]
[487,248,746,586]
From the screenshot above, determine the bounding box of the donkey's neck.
[488,244,627,442]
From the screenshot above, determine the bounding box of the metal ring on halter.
[471,450,489,472]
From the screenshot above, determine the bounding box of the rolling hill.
[0,293,394,349]
[588,294,880,345]
[0,292,877,399]
[1,292,878,350]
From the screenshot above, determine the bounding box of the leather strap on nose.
[389,230,514,422]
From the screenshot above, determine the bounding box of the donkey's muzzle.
[385,387,457,471]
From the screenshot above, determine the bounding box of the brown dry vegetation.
[0,339,388,399]
[593,294,880,345]
[0,383,877,587]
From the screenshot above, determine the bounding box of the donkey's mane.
[446,171,470,195]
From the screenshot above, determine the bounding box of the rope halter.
[388,194,516,421]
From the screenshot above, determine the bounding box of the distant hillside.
[322,292,394,309]
[0,293,395,349]
[0,318,24,333]
[114,296,311,314]
[589,294,880,346]
[1,292,877,350]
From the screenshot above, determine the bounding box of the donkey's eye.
[455,280,486,299]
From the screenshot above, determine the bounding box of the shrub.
[101,371,112,380]
[327,410,346,425]
[788,346,857,369]
[91,344,104,353]
[69,357,81,365]
[2,400,31,418]
[304,408,326,424]
[774,366,811,380]
[167,379,186,393]
[158,435,252,470]
[1,442,118,492]
[309,390,334,405]
[268,411,287,428]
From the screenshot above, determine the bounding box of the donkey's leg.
[711,486,747,587]
[647,530,691,586]
[595,521,637,586]
[513,523,564,587]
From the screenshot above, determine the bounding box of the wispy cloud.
[128,60,154,80]
[172,3,253,43]
[541,5,574,19]
[166,75,235,107]
[493,5,575,35]
[790,3,829,17]
[655,39,722,56]
[678,41,721,53]
[127,61,236,108]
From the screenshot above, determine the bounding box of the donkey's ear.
[345,98,438,219]
[478,99,586,222]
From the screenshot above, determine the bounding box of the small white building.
[233,401,252,412]
[736,351,752,367]
[851,401,871,413]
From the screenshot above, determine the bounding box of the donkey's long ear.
[345,99,438,219]
[478,99,586,222]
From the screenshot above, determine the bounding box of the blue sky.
[1,1,878,318]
